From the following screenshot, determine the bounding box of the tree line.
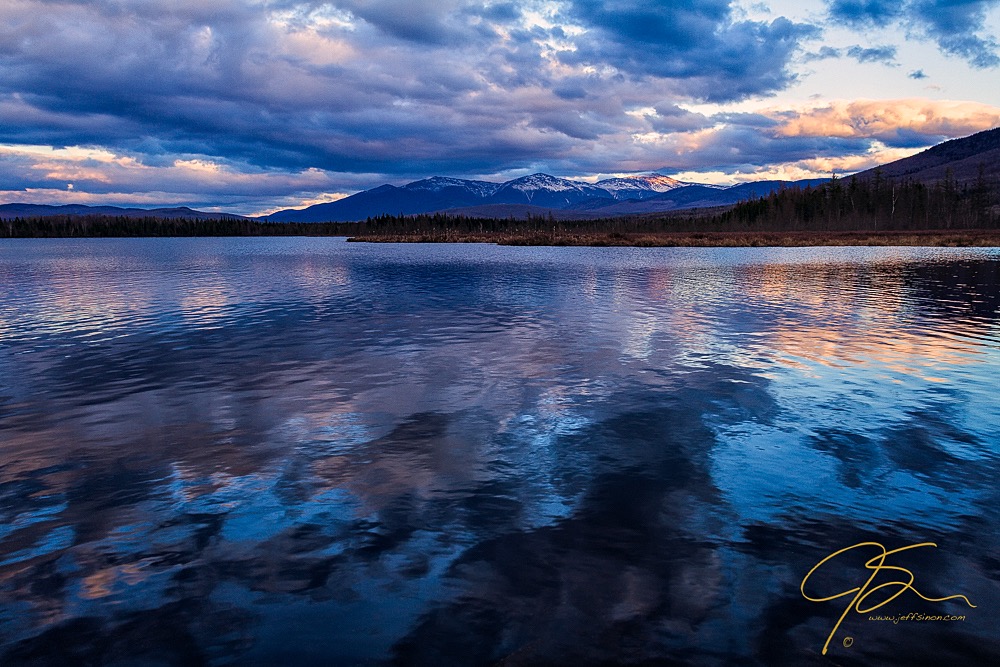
[0,215,365,238]
[708,169,997,232]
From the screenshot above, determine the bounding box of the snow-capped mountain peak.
[488,173,611,205]
[501,173,610,194]
[265,170,826,221]
[403,176,499,198]
[595,173,689,199]
[504,173,580,192]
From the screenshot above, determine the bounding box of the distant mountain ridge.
[0,203,248,220]
[264,172,819,222]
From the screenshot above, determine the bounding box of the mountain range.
[263,173,828,222]
[263,127,998,222]
[0,175,828,222]
[2,127,997,222]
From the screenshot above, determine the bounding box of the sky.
[1,0,999,215]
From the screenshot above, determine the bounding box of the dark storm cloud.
[828,0,1000,68]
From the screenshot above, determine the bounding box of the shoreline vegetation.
[3,174,998,246]
[347,230,1000,247]
[3,215,999,246]
[3,216,999,247]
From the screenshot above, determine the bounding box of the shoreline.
[346,229,1000,247]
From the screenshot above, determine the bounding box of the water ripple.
[1,239,999,665]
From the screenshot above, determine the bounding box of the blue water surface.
[0,238,998,665]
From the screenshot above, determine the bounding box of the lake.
[1,238,998,665]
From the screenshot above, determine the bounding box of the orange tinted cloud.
[773,99,1000,139]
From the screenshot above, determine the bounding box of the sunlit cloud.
[771,99,1000,142]
[0,143,382,214]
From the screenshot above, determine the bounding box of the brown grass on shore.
[347,229,1000,247]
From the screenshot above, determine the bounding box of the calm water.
[1,238,998,666]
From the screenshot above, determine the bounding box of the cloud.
[803,44,898,65]
[669,143,924,184]
[0,143,375,215]
[0,0,829,210]
[845,44,897,64]
[560,1,820,102]
[0,1,995,213]
[637,124,873,174]
[768,98,1000,146]
[913,0,1000,68]
[827,0,1000,68]
[803,45,844,61]
[0,2,534,172]
[631,98,1000,179]
[908,69,929,79]
[0,1,819,180]
[827,0,904,27]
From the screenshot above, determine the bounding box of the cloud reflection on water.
[0,239,998,665]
